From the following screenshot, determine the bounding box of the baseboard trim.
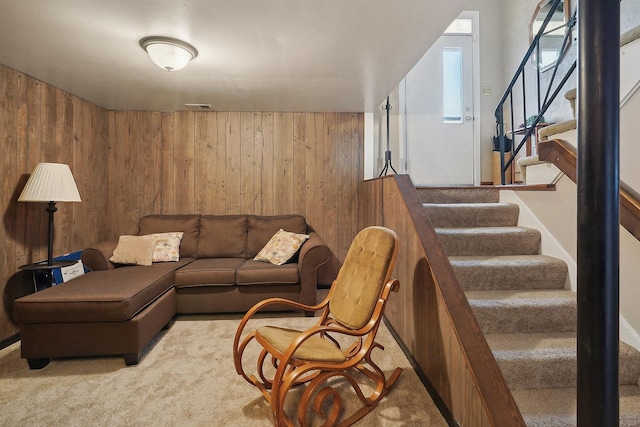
[0,333,19,351]
[382,316,458,427]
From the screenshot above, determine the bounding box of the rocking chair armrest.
[246,297,326,317]
[279,323,352,361]
[383,278,400,295]
[233,297,329,369]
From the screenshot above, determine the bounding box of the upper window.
[444,18,473,35]
[443,48,463,123]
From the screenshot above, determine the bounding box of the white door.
[405,35,474,185]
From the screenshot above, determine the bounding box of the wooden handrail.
[539,138,640,241]
[537,138,577,181]
[360,175,525,426]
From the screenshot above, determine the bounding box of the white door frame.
[399,10,481,185]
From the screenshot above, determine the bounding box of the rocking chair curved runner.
[233,226,402,426]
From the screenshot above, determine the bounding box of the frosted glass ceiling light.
[140,36,198,72]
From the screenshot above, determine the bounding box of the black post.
[577,0,620,425]
[46,201,57,287]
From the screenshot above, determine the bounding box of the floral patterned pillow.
[144,232,184,262]
[254,229,309,265]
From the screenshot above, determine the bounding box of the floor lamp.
[18,163,82,287]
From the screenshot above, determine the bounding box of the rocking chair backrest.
[329,226,399,330]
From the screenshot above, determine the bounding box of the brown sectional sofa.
[14,214,331,369]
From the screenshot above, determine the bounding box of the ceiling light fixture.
[139,36,198,72]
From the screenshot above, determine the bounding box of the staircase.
[418,186,640,426]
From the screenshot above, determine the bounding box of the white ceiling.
[0,0,467,112]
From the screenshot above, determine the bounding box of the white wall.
[620,53,640,191]
[474,1,506,183]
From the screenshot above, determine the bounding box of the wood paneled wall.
[106,111,363,282]
[0,65,109,341]
[360,175,525,426]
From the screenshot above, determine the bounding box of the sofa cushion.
[138,215,200,258]
[236,260,300,285]
[246,215,306,258]
[174,258,246,287]
[197,215,247,258]
[14,259,192,324]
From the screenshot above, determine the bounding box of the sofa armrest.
[297,232,331,306]
[81,240,118,271]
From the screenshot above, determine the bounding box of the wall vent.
[184,103,213,110]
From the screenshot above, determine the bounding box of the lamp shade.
[18,163,81,203]
[140,36,198,72]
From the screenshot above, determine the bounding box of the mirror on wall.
[530,0,571,71]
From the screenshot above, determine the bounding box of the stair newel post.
[577,0,620,425]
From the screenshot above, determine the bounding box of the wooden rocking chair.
[233,226,401,426]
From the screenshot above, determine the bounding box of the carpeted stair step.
[449,255,568,291]
[424,202,519,228]
[436,227,541,256]
[512,385,640,427]
[485,332,640,389]
[417,187,499,204]
[465,289,576,334]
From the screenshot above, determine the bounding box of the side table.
[20,260,77,292]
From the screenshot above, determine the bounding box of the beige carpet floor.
[0,314,447,426]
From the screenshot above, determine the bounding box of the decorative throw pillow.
[145,232,184,262]
[254,229,309,265]
[109,235,157,266]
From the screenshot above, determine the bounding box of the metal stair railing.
[494,0,577,185]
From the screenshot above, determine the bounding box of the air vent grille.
[184,103,213,110]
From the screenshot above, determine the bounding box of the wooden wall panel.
[207,114,227,212]
[259,113,275,216]
[159,112,175,215]
[273,113,293,215]
[139,111,157,217]
[293,113,307,214]
[225,112,242,215]
[0,65,109,341]
[1,67,20,343]
[173,112,195,214]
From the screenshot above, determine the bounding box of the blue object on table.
[51,251,90,285]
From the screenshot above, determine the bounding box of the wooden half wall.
[360,175,525,426]
[0,65,109,341]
